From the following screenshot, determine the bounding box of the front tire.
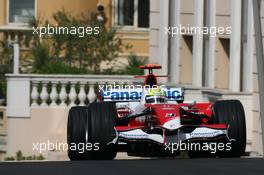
[212,100,246,157]
[67,102,118,160]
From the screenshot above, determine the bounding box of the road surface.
[0,158,263,175]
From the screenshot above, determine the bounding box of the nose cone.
[163,117,181,130]
[148,104,181,126]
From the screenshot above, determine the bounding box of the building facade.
[0,0,150,66]
[0,0,151,160]
[149,0,263,156]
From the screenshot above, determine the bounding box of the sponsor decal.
[163,118,181,130]
[118,129,164,143]
[101,87,184,101]
[103,90,142,100]
[118,129,149,139]
[188,128,227,138]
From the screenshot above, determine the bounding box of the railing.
[6,74,142,117]
[29,74,140,107]
[0,25,32,47]
[0,106,7,158]
[0,107,7,136]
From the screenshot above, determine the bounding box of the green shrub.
[4,150,45,161]
[27,9,128,74]
[31,42,51,73]
[36,59,93,74]
[36,154,45,160]
[16,150,25,161]
[117,54,148,75]
[4,156,15,161]
[0,41,12,100]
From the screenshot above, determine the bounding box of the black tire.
[212,100,246,157]
[67,102,118,160]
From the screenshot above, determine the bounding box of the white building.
[149,0,263,156]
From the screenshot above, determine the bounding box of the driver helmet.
[145,88,166,104]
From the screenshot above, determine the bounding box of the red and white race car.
[67,64,246,160]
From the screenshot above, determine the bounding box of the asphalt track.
[0,158,264,175]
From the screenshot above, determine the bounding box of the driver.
[145,88,166,104]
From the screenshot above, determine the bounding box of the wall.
[0,0,6,25]
[149,0,160,64]
[37,0,98,23]
[214,38,230,89]
[0,0,98,25]
[250,1,263,154]
[179,35,192,84]
[180,0,194,26]
[149,0,263,156]
[0,0,149,63]
[215,0,230,36]
[7,107,69,160]
[0,0,6,40]
[99,0,150,58]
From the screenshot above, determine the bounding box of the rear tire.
[212,100,246,157]
[67,102,118,160]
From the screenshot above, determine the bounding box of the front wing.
[116,124,228,145]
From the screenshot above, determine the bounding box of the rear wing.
[139,64,161,74]
[99,87,184,102]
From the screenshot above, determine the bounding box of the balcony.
[0,25,32,51]
[5,73,141,116]
[0,106,7,160]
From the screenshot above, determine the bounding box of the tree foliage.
[0,41,12,99]
[27,9,127,74]
[117,54,147,75]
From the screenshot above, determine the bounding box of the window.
[9,0,35,24]
[116,0,149,28]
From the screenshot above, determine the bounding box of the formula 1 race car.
[67,64,246,160]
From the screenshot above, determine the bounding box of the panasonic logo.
[103,91,142,100]
[101,87,184,101]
